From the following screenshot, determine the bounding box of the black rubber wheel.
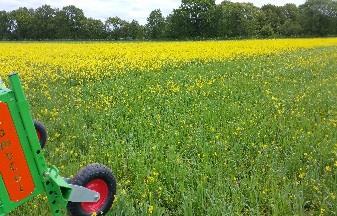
[34,120,47,148]
[67,163,117,216]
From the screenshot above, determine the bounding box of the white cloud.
[0,0,306,24]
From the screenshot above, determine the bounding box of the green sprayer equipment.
[0,73,116,216]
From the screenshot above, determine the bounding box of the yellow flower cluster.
[0,38,337,82]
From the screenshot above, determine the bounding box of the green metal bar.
[8,73,46,176]
[0,92,43,215]
[0,89,40,215]
[8,73,71,216]
[0,73,74,215]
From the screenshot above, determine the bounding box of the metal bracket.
[68,184,100,203]
[44,166,72,215]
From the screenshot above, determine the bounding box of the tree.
[180,0,216,38]
[261,4,285,36]
[279,4,303,36]
[146,9,166,39]
[105,16,128,40]
[81,18,105,39]
[166,8,192,39]
[9,7,35,39]
[0,11,11,39]
[125,20,144,40]
[215,1,235,38]
[0,1,337,40]
[31,5,57,39]
[300,0,337,36]
[235,3,261,37]
[259,23,274,37]
[216,1,260,38]
[56,5,86,39]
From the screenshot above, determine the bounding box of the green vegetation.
[0,0,337,40]
[9,46,337,215]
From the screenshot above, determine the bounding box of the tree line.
[0,0,336,40]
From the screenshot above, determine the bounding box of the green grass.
[11,47,337,215]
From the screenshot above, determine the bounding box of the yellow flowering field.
[1,38,337,82]
[2,38,337,215]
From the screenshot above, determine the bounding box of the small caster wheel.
[67,163,117,216]
[34,120,47,148]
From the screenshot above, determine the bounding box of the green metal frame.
[0,73,72,216]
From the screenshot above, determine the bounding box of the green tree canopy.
[0,0,336,40]
[146,9,166,39]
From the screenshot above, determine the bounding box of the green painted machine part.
[0,73,116,216]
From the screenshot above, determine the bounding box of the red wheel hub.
[81,179,109,213]
[36,130,42,140]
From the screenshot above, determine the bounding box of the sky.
[0,0,306,24]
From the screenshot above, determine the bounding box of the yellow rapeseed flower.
[1,38,337,82]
